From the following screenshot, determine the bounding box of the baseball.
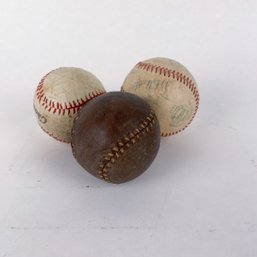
[33,67,106,143]
[121,57,200,136]
[71,92,160,184]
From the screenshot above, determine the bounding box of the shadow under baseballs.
[38,128,203,187]
[39,142,110,188]
[137,133,201,185]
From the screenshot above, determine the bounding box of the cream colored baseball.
[33,67,106,143]
[121,57,199,136]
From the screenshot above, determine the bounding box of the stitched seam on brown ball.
[98,111,156,182]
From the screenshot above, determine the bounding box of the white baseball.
[33,67,106,143]
[121,57,199,136]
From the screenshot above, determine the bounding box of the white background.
[1,0,257,256]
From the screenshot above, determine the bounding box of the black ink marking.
[33,105,47,124]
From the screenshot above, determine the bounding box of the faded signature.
[132,80,169,101]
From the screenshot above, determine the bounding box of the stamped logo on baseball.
[169,105,191,127]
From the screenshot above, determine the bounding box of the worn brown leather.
[71,92,160,184]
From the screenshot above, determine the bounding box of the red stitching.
[35,70,105,115]
[136,61,199,136]
[136,61,200,101]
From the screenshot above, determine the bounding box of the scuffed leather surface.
[71,91,160,184]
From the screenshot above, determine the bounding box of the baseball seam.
[35,70,105,115]
[98,111,156,182]
[38,122,70,143]
[135,62,200,137]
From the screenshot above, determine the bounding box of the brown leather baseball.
[71,91,160,184]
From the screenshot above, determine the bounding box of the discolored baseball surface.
[121,57,200,137]
[33,67,106,143]
[71,92,160,184]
